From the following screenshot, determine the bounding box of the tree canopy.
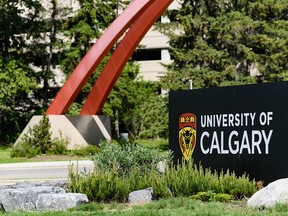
[158,0,288,90]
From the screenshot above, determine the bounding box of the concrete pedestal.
[15,115,111,150]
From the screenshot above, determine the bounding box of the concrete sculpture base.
[15,115,111,150]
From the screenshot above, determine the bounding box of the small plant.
[92,140,172,176]
[11,114,68,158]
[191,191,233,202]
[192,191,216,202]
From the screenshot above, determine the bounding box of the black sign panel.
[169,82,288,184]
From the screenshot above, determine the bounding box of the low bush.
[68,164,156,202]
[191,191,233,202]
[92,140,172,176]
[68,145,257,202]
[153,160,257,200]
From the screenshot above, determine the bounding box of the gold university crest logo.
[179,113,197,160]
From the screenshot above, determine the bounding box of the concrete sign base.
[15,115,111,150]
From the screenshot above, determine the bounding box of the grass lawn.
[3,197,288,216]
[0,139,167,164]
[0,147,88,164]
[136,139,169,152]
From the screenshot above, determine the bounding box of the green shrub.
[68,156,257,202]
[213,193,233,202]
[92,140,172,176]
[11,140,39,158]
[47,137,69,155]
[191,191,233,202]
[11,114,68,158]
[158,160,257,200]
[68,163,157,202]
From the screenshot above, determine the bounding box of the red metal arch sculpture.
[46,0,173,115]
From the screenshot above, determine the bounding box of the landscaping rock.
[247,178,288,208]
[0,181,41,190]
[128,187,153,204]
[1,186,65,212]
[41,180,69,192]
[157,161,166,173]
[36,193,89,211]
[0,181,89,212]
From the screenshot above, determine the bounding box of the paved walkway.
[0,160,94,185]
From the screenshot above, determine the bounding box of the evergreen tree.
[0,0,42,61]
[158,0,288,90]
[60,0,126,107]
[61,0,121,75]
[26,0,68,108]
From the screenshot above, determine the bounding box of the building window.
[132,48,162,61]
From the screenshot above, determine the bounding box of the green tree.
[138,94,168,139]
[26,0,68,107]
[0,0,45,144]
[158,0,288,90]
[0,59,37,144]
[0,0,42,61]
[61,0,122,75]
[103,71,167,139]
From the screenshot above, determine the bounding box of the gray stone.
[1,186,65,212]
[0,180,68,191]
[247,178,288,208]
[128,187,153,204]
[0,181,41,190]
[157,161,166,173]
[36,193,89,211]
[41,180,68,192]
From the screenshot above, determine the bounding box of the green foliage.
[92,140,172,176]
[0,59,38,144]
[72,145,100,157]
[136,139,169,152]
[158,0,288,90]
[61,0,123,75]
[273,203,288,213]
[155,160,257,200]
[192,191,233,202]
[11,115,68,158]
[69,147,256,202]
[69,164,155,202]
[138,94,169,139]
[0,0,43,61]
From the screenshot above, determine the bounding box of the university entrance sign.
[169,82,288,183]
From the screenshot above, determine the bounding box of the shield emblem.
[179,113,197,160]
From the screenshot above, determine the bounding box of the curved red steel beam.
[46,0,154,115]
[80,0,173,115]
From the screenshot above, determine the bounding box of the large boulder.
[36,193,89,211]
[1,186,65,212]
[0,181,88,212]
[248,178,288,208]
[128,187,153,204]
